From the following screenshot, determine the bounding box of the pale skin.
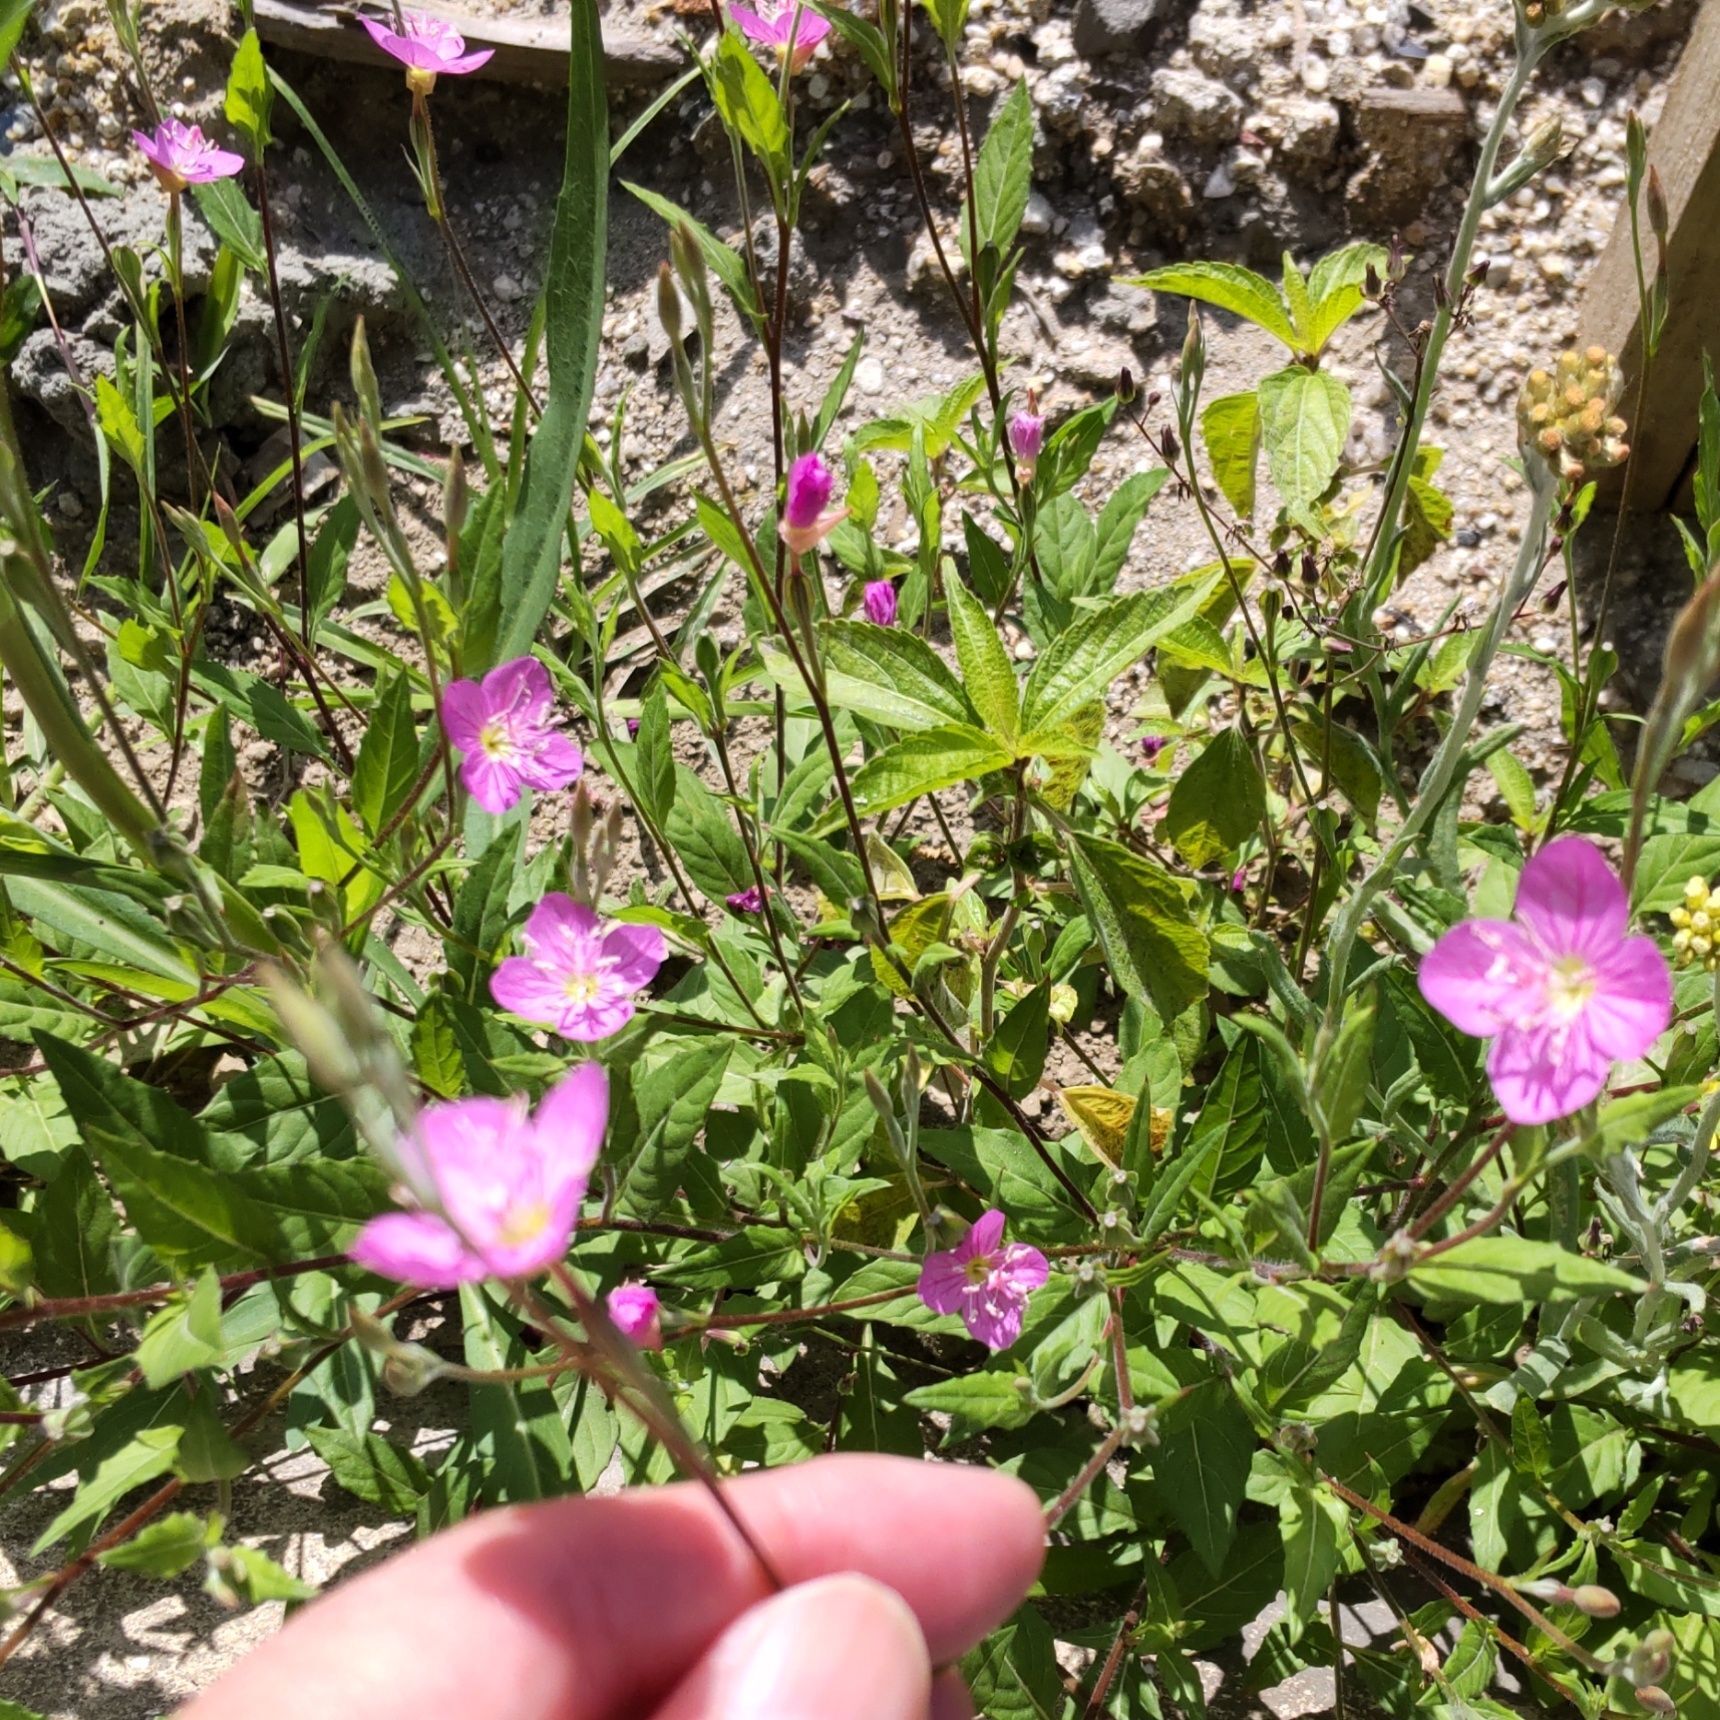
[179,1455,1046,1720]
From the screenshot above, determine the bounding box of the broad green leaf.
[1407,1236,1645,1306]
[190,176,265,272]
[224,28,271,152]
[135,1271,224,1387]
[610,1037,734,1215]
[922,0,970,51]
[0,0,35,67]
[1201,391,1261,519]
[711,29,791,187]
[904,1369,1037,1440]
[305,1427,433,1512]
[1020,577,1217,736]
[94,374,146,474]
[1155,1380,1255,1576]
[962,1607,1064,1720]
[1164,727,1263,867]
[818,621,976,730]
[1122,261,1297,348]
[945,575,1018,744]
[34,1425,183,1554]
[351,671,421,838]
[491,0,606,668]
[1257,364,1350,511]
[663,764,754,903]
[97,1512,218,1578]
[459,1286,574,1503]
[960,80,1034,266]
[28,1146,120,1299]
[849,725,1014,817]
[1066,833,1208,1021]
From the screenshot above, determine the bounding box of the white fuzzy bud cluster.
[1518,347,1630,482]
[1669,875,1720,970]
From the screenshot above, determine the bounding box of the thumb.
[650,1573,934,1720]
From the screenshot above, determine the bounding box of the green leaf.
[190,176,265,272]
[135,1271,225,1387]
[224,28,271,153]
[663,764,755,903]
[490,0,606,669]
[351,672,421,839]
[1123,261,1297,349]
[711,30,791,187]
[1164,728,1264,867]
[904,1369,1037,1440]
[1257,364,1350,511]
[94,373,146,474]
[28,1147,120,1299]
[97,1512,218,1578]
[1314,984,1377,1150]
[849,725,1014,817]
[944,575,1019,744]
[192,660,329,761]
[305,1427,433,1512]
[962,1607,1064,1720]
[459,1286,574,1503]
[34,1425,183,1554]
[1156,1380,1255,1576]
[1407,1236,1646,1306]
[633,674,676,826]
[1201,391,1261,519]
[208,1544,316,1605]
[1065,833,1208,1021]
[819,620,978,731]
[1020,577,1217,736]
[610,1037,734,1216]
[960,80,1034,267]
[922,0,970,51]
[0,0,36,68]
[1088,468,1167,595]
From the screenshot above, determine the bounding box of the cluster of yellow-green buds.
[1669,875,1720,970]
[1517,347,1630,483]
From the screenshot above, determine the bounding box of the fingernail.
[669,1573,932,1720]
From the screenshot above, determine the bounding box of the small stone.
[56,487,83,518]
[1021,191,1055,236]
[492,274,522,301]
[856,355,886,395]
[1421,53,1453,87]
[1073,0,1160,57]
[1150,66,1242,146]
[1301,58,1331,94]
[1202,160,1236,199]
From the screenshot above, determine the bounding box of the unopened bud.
[1116,365,1136,404]
[1628,1630,1677,1689]
[1119,1403,1159,1448]
[1363,262,1382,298]
[1181,301,1204,372]
[443,447,469,545]
[41,1397,93,1444]
[656,261,684,346]
[1636,1688,1677,1718]
[1571,1584,1621,1619]
[1647,164,1670,244]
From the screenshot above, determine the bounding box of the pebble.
[493,274,522,301]
[856,355,886,395]
[1301,58,1331,93]
[57,488,83,518]
[1422,53,1453,87]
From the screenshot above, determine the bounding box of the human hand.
[179,1454,1045,1720]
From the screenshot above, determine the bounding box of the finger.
[179,1453,1043,1720]
[931,1669,976,1720]
[649,1573,932,1720]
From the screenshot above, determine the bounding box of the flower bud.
[1517,347,1629,482]
[1571,1584,1621,1619]
[1628,1630,1677,1689]
[1635,1688,1677,1718]
[1647,165,1670,245]
[656,261,684,347]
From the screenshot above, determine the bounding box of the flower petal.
[917,1249,968,1316]
[459,750,521,814]
[439,677,492,750]
[998,1242,1050,1294]
[490,954,572,1025]
[964,1290,1027,1352]
[523,891,599,952]
[602,919,668,987]
[484,655,553,718]
[556,994,638,1042]
[1585,934,1673,1061]
[532,1062,610,1194]
[1487,1020,1611,1126]
[518,733,583,793]
[350,1211,485,1288]
[963,1208,1008,1259]
[1418,919,1543,1038]
[1513,836,1628,961]
[439,46,495,73]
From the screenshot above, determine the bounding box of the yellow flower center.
[964,1254,994,1285]
[1546,955,1596,1020]
[497,1201,550,1248]
[563,971,601,1006]
[478,719,514,761]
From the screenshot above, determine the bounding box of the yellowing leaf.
[1056,1085,1172,1168]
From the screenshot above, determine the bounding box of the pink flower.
[492,893,667,1041]
[359,10,494,90]
[1419,837,1672,1126]
[440,656,583,814]
[782,452,845,556]
[1230,865,1248,893]
[863,580,899,627]
[1008,397,1046,480]
[131,121,246,193]
[1139,735,1167,764]
[726,885,766,914]
[730,0,831,70]
[917,1209,1049,1351]
[350,1066,608,1288]
[607,1284,663,1349]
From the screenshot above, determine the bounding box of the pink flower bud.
[606,1284,663,1350]
[1008,395,1047,478]
[863,580,899,627]
[782,452,844,555]
[727,885,766,914]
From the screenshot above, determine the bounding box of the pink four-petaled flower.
[606,1283,664,1350]
[350,1065,608,1288]
[360,10,495,90]
[131,120,246,193]
[440,657,583,814]
[730,0,831,70]
[1419,836,1671,1126]
[782,451,846,556]
[917,1208,1049,1351]
[491,893,667,1042]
